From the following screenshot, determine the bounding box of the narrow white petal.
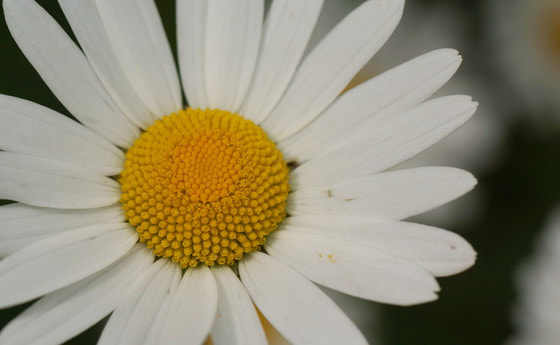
[290,167,477,220]
[211,266,267,345]
[286,215,477,277]
[95,0,182,116]
[0,95,124,176]
[99,260,181,345]
[240,0,323,123]
[58,0,156,128]
[0,223,137,308]
[0,203,122,257]
[143,282,179,345]
[292,95,478,187]
[261,0,404,140]
[280,49,462,161]
[157,266,217,345]
[266,229,440,306]
[203,0,263,111]
[177,0,208,109]
[0,245,152,345]
[239,252,368,344]
[3,0,139,147]
[0,152,120,209]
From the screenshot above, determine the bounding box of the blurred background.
[1,0,560,344]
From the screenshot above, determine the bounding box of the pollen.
[119,108,290,268]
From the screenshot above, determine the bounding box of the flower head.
[0,0,477,344]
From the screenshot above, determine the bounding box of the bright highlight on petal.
[120,108,290,268]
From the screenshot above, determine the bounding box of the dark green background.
[1,0,559,344]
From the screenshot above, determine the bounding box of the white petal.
[0,223,137,308]
[157,266,217,345]
[0,245,152,345]
[0,152,120,209]
[0,203,122,257]
[292,95,478,187]
[143,282,179,345]
[280,49,462,161]
[203,0,263,111]
[290,167,477,220]
[58,0,156,128]
[266,229,440,306]
[95,0,182,116]
[3,0,139,147]
[239,0,324,123]
[0,95,124,176]
[239,252,368,344]
[210,266,267,345]
[286,215,477,277]
[176,0,208,109]
[261,0,404,141]
[99,259,181,345]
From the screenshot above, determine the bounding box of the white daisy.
[0,0,477,345]
[507,208,560,345]
[488,0,560,124]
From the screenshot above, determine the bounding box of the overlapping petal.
[3,0,139,147]
[0,245,152,345]
[0,203,122,257]
[0,223,137,308]
[261,0,404,140]
[240,252,368,345]
[0,152,120,209]
[95,0,182,116]
[58,0,156,128]
[211,266,267,345]
[280,49,462,161]
[292,96,478,187]
[240,0,324,123]
[157,266,218,345]
[266,229,440,306]
[0,95,124,176]
[99,259,181,345]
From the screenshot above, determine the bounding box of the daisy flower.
[507,208,560,345]
[0,0,477,344]
[488,0,560,124]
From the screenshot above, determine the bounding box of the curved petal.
[265,229,440,306]
[95,0,182,116]
[99,260,181,345]
[0,245,152,345]
[292,95,478,187]
[285,215,476,277]
[143,281,180,345]
[0,152,120,209]
[280,49,462,161]
[203,0,263,111]
[58,0,156,128]
[0,95,124,176]
[239,0,323,123]
[157,266,217,345]
[3,0,139,148]
[0,203,122,257]
[176,0,208,109]
[0,223,138,308]
[239,252,367,345]
[261,0,404,141]
[210,266,267,345]
[289,167,477,220]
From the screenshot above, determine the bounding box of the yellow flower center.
[119,108,289,268]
